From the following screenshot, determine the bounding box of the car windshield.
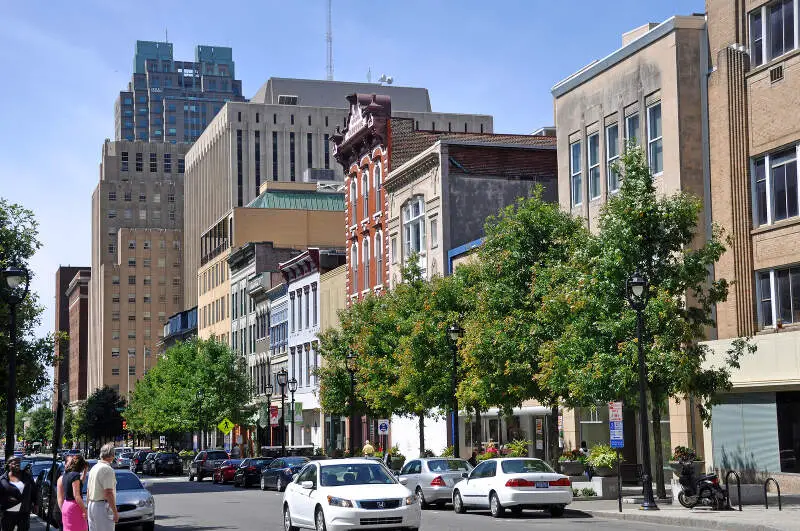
[206,451,228,460]
[250,459,271,467]
[320,463,396,486]
[427,459,470,472]
[120,453,133,459]
[223,460,242,467]
[159,453,178,458]
[115,473,144,491]
[284,457,308,467]
[500,459,554,474]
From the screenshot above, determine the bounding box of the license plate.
[535,481,549,488]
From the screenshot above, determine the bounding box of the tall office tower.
[114,40,245,144]
[88,140,188,398]
[53,266,90,406]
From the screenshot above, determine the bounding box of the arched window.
[350,242,358,292]
[349,178,357,225]
[375,231,383,285]
[402,196,426,259]
[374,163,382,213]
[361,169,369,219]
[363,238,370,291]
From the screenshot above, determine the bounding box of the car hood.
[323,483,412,500]
[116,488,152,506]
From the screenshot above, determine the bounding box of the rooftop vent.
[278,94,299,105]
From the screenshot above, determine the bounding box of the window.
[374,163,382,211]
[351,243,358,292]
[606,124,620,193]
[758,266,800,328]
[402,196,426,258]
[163,153,172,173]
[112,275,120,285]
[754,147,799,225]
[124,190,132,202]
[135,152,143,172]
[430,218,438,247]
[153,193,160,203]
[375,232,383,283]
[121,152,129,172]
[391,237,398,264]
[362,170,369,219]
[626,113,640,145]
[127,258,136,267]
[349,179,357,224]
[749,0,796,65]
[273,132,279,181]
[647,103,663,174]
[236,129,243,206]
[588,133,600,199]
[751,8,765,66]
[178,158,185,173]
[129,365,136,376]
[149,152,157,172]
[255,131,261,192]
[128,275,136,285]
[108,190,116,201]
[290,132,296,181]
[111,348,120,358]
[112,368,120,376]
[570,141,582,206]
[139,209,146,221]
[108,209,116,219]
[307,132,313,169]
[363,238,370,291]
[324,134,330,169]
[139,192,146,202]
[312,284,318,326]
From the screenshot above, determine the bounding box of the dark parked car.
[189,450,229,482]
[35,463,63,519]
[212,459,243,484]
[143,452,182,476]
[130,450,153,473]
[233,458,273,488]
[259,456,309,491]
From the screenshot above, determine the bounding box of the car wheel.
[212,474,218,484]
[283,505,299,531]
[453,491,466,514]
[261,476,267,491]
[549,505,565,518]
[315,507,327,531]
[197,472,203,482]
[489,492,504,518]
[142,522,155,531]
[416,487,429,510]
[277,476,285,492]
[188,472,194,481]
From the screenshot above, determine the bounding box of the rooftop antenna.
[378,74,394,85]
[367,67,372,83]
[326,0,334,80]
[165,28,168,43]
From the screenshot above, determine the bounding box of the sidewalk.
[572,498,800,531]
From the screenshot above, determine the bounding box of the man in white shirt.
[86,443,119,531]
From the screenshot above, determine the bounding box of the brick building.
[53,266,90,405]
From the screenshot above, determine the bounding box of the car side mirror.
[461,472,468,478]
[141,481,150,489]
[301,480,314,490]
[292,473,299,481]
[399,477,408,485]
[393,470,400,477]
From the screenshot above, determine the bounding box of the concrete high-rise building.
[88,140,188,398]
[54,266,89,405]
[114,40,245,144]
[183,77,493,308]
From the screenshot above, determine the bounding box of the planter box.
[593,466,616,477]
[559,461,585,476]
[571,476,620,500]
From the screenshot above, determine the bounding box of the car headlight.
[404,496,414,506]
[327,496,354,508]
[137,496,154,507]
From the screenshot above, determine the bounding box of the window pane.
[589,134,600,199]
[778,269,792,323]
[650,139,663,174]
[784,0,795,57]
[787,160,798,218]
[760,272,773,327]
[792,267,800,324]
[570,141,582,205]
[774,165,788,220]
[626,114,640,144]
[648,105,662,139]
[755,158,768,225]
[751,11,763,66]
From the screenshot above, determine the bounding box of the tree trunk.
[474,408,482,452]
[549,404,560,469]
[418,413,425,457]
[651,403,666,499]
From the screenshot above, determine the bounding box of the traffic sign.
[159,435,166,445]
[122,420,127,430]
[377,419,390,435]
[269,406,279,426]
[609,420,624,449]
[218,418,234,435]
[609,401,623,422]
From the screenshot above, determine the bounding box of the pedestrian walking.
[362,440,375,457]
[86,443,118,531]
[0,456,39,531]
[58,455,89,531]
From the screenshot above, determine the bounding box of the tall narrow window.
[606,124,620,193]
[374,163,382,212]
[236,130,243,206]
[351,244,358,294]
[626,113,640,145]
[312,283,318,326]
[121,152,129,172]
[363,238,370,291]
[647,103,663,174]
[768,0,795,61]
[362,170,369,219]
[754,157,768,226]
[178,158,185,173]
[402,196,426,259]
[304,289,309,327]
[771,149,798,221]
[349,178,357,224]
[324,134,330,169]
[272,132,279,181]
[588,133,600,199]
[289,132,296,181]
[149,152,157,172]
[751,8,764,66]
[163,153,171,173]
[570,141,582,206]
[307,132,313,170]
[375,232,383,284]
[255,131,261,192]
[135,152,143,172]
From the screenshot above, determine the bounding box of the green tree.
[62,406,75,447]
[26,405,54,443]
[125,338,252,439]
[539,147,754,496]
[83,386,126,443]
[0,198,57,438]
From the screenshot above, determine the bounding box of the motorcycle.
[676,460,727,509]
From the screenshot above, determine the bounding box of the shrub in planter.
[588,444,620,476]
[559,449,588,474]
[440,446,454,457]
[506,439,533,457]
[580,487,597,497]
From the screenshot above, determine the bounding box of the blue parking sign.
[609,420,624,449]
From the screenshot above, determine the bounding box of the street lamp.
[626,270,658,511]
[3,266,30,460]
[196,389,204,451]
[265,383,273,447]
[448,322,463,458]
[288,377,298,447]
[277,368,288,457]
[346,351,357,455]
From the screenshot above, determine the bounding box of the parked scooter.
[677,460,727,509]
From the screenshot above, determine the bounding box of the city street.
[131,476,701,531]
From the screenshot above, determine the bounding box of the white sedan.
[282,458,421,531]
[452,457,572,518]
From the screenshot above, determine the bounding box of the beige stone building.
[89,140,187,397]
[552,15,708,478]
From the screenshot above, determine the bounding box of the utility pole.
[326,0,334,80]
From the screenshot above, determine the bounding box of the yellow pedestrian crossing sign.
[218,418,234,435]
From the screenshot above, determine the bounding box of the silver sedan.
[399,457,473,509]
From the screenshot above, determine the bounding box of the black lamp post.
[3,266,30,460]
[265,383,273,447]
[346,351,357,455]
[288,377,298,447]
[277,368,288,457]
[196,389,204,450]
[448,322,463,458]
[626,270,658,511]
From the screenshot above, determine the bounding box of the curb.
[578,509,787,531]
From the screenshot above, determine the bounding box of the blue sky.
[0,0,703,340]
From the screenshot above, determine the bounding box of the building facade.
[159,306,198,353]
[183,78,492,308]
[89,140,187,397]
[66,270,91,403]
[115,40,244,144]
[701,0,800,482]
[319,264,348,454]
[54,266,89,405]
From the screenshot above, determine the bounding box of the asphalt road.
[128,475,703,531]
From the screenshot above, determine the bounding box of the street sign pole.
[609,402,624,513]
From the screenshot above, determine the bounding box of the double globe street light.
[288,376,298,447]
[346,351,357,455]
[277,368,288,457]
[626,270,658,511]
[3,266,31,460]
[448,322,464,458]
[265,382,274,447]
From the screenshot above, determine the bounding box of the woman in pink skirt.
[57,454,89,531]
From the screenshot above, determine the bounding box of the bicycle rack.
[724,470,741,511]
[764,477,781,511]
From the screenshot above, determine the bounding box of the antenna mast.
[326,0,334,80]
